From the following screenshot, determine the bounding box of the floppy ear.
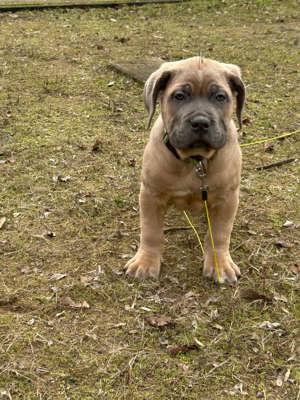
[222,64,246,128]
[228,73,246,129]
[143,69,172,129]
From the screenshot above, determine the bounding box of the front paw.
[124,249,161,279]
[203,252,241,284]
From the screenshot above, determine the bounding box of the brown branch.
[256,158,296,171]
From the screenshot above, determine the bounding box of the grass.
[0,0,299,398]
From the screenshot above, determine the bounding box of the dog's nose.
[189,115,211,132]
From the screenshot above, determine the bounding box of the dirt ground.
[0,0,299,399]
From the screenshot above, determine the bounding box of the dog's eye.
[215,92,227,102]
[173,91,186,101]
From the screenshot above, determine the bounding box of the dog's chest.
[171,190,204,214]
[172,189,194,197]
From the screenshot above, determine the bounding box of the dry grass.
[0,0,299,398]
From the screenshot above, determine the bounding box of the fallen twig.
[0,0,186,11]
[256,158,296,171]
[164,225,200,233]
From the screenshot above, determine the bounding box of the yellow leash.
[183,204,221,283]
[183,210,204,255]
[203,200,221,283]
[183,128,299,283]
[240,129,299,148]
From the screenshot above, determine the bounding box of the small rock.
[45,231,56,238]
[274,240,290,248]
[282,220,294,228]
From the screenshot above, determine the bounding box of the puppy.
[125,57,245,283]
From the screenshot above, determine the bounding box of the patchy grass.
[0,1,299,398]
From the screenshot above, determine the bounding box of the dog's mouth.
[169,129,226,151]
[175,145,216,160]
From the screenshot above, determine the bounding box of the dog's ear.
[222,64,246,129]
[143,69,172,129]
[228,73,246,129]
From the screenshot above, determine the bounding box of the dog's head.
[144,57,245,158]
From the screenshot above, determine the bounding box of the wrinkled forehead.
[167,69,229,94]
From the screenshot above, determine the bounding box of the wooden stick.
[0,0,188,11]
[256,158,296,171]
[164,226,199,233]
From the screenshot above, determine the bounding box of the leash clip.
[200,185,209,201]
[195,160,207,178]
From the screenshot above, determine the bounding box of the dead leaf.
[0,390,12,400]
[178,363,190,373]
[242,117,252,125]
[193,337,205,348]
[80,275,93,287]
[168,343,198,356]
[0,295,18,307]
[92,138,102,152]
[226,383,248,396]
[212,323,223,331]
[109,322,126,329]
[0,217,6,230]
[276,375,283,387]
[264,142,274,152]
[53,175,71,183]
[146,315,174,328]
[258,321,281,330]
[204,296,220,306]
[140,306,152,312]
[240,288,273,303]
[50,273,67,281]
[83,332,98,341]
[274,294,288,303]
[289,263,299,275]
[60,296,90,310]
[284,368,291,382]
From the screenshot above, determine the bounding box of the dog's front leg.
[203,189,241,284]
[125,184,166,279]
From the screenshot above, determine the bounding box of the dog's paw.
[124,250,161,279]
[203,252,240,284]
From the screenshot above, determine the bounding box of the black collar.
[163,132,204,165]
[163,132,181,160]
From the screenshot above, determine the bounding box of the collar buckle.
[195,160,207,178]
